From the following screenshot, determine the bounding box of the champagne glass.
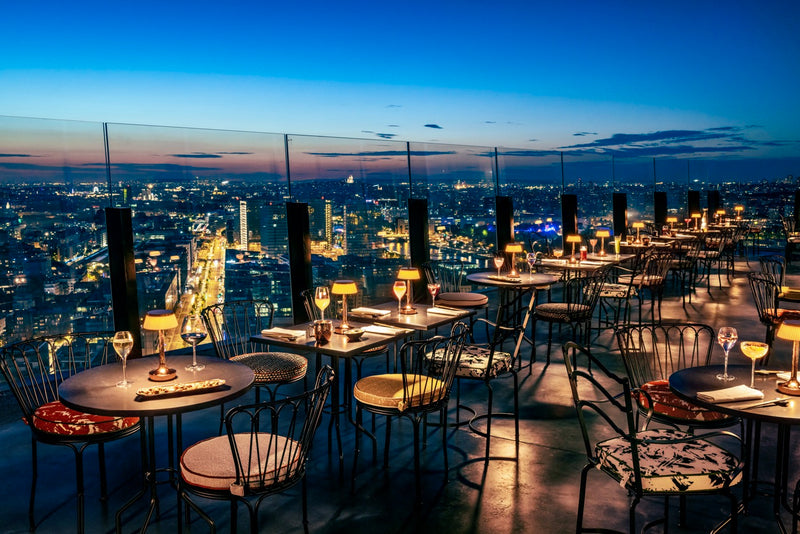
[314,286,330,321]
[181,315,207,371]
[716,326,738,381]
[427,282,440,308]
[589,238,598,255]
[112,330,134,388]
[740,341,769,388]
[526,252,537,280]
[393,280,407,311]
[553,248,563,261]
[493,254,505,277]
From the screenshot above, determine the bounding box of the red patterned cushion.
[636,380,729,422]
[32,400,139,436]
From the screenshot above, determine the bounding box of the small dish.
[344,328,364,342]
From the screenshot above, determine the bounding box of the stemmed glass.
[553,248,564,261]
[427,282,440,307]
[741,341,769,388]
[393,280,407,311]
[181,315,207,372]
[314,286,330,321]
[526,252,537,280]
[112,331,134,388]
[716,326,738,381]
[493,254,505,277]
[589,238,598,255]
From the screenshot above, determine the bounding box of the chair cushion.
[437,292,489,307]
[231,352,307,384]
[596,428,742,493]
[600,282,637,299]
[534,302,592,322]
[180,433,299,492]
[780,286,800,301]
[353,373,446,412]
[428,344,512,379]
[636,380,730,423]
[32,400,139,436]
[631,274,664,287]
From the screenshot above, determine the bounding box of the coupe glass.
[740,341,769,388]
[314,286,330,321]
[393,281,407,311]
[589,238,598,254]
[112,331,134,388]
[526,252,537,280]
[493,254,504,276]
[181,315,207,371]
[553,248,563,261]
[427,282,440,307]
[716,326,738,381]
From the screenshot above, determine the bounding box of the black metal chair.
[562,341,742,534]
[759,254,800,305]
[179,365,333,534]
[351,323,468,502]
[747,271,800,366]
[0,332,142,533]
[422,260,489,336]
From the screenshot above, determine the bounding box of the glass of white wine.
[493,254,505,277]
[741,341,769,388]
[716,326,738,381]
[314,286,330,321]
[181,315,207,371]
[427,282,440,307]
[589,238,598,255]
[393,281,407,311]
[526,252,537,280]
[112,330,134,388]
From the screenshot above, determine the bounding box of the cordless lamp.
[331,280,358,332]
[691,212,702,230]
[666,216,678,232]
[777,320,800,396]
[715,209,726,224]
[397,267,421,315]
[632,222,645,243]
[504,242,524,276]
[566,235,582,263]
[595,229,610,256]
[734,205,744,221]
[142,309,178,381]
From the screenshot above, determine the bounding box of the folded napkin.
[260,327,305,340]
[579,260,603,266]
[350,307,392,317]
[427,307,460,316]
[777,371,796,382]
[363,325,406,336]
[697,384,764,403]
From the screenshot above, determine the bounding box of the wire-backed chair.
[179,365,333,534]
[747,272,800,366]
[759,254,800,305]
[0,332,141,533]
[562,341,742,534]
[422,261,489,336]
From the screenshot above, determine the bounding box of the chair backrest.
[401,322,468,410]
[748,271,781,327]
[759,254,786,287]
[782,215,796,235]
[561,268,608,319]
[424,261,464,293]
[300,288,320,321]
[615,323,715,388]
[0,332,114,422]
[637,250,673,287]
[224,365,334,495]
[201,299,275,360]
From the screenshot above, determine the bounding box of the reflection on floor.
[1,258,797,533]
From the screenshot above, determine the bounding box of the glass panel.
[0,116,108,343]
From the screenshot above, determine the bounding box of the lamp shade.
[734,205,744,212]
[666,216,678,223]
[331,279,358,295]
[504,242,524,253]
[632,222,645,229]
[777,320,800,341]
[566,235,582,244]
[691,212,702,219]
[142,309,178,331]
[595,229,610,238]
[715,209,726,215]
[397,267,421,281]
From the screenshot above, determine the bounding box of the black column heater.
[612,193,627,238]
[106,207,142,359]
[561,194,578,244]
[286,202,313,324]
[654,191,667,229]
[408,198,429,302]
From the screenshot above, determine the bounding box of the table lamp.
[505,242,524,276]
[777,320,800,396]
[734,205,744,220]
[666,216,678,232]
[566,235,582,263]
[715,209,726,224]
[596,229,610,256]
[397,267,420,314]
[331,280,358,333]
[691,212,702,230]
[142,309,178,381]
[632,222,645,243]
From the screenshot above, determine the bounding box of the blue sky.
[1,0,799,165]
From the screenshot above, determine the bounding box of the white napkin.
[260,327,305,340]
[697,384,764,403]
[777,372,795,382]
[363,325,405,336]
[351,307,391,317]
[427,307,460,316]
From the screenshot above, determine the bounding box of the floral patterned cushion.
[596,428,741,493]
[636,380,730,422]
[427,345,512,379]
[33,400,139,436]
[600,282,637,299]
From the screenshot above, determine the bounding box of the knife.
[738,398,790,410]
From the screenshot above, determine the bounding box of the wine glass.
[716,326,738,381]
[427,282,440,308]
[589,238,598,255]
[553,248,563,261]
[112,331,134,388]
[393,280,407,311]
[181,315,207,372]
[740,341,769,388]
[314,286,330,321]
[493,254,505,277]
[526,252,537,280]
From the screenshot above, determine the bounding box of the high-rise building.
[238,200,248,251]
[309,199,332,245]
[260,202,288,256]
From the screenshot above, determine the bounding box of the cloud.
[387,124,399,128]
[305,149,456,158]
[386,104,402,108]
[573,132,597,137]
[361,130,374,134]
[215,151,253,155]
[0,153,36,158]
[170,152,223,159]
[424,124,443,129]
[484,121,496,124]
[375,133,397,139]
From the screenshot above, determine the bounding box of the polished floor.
[2,254,800,533]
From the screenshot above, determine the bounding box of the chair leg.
[302,475,309,534]
[29,438,37,532]
[73,445,85,534]
[576,463,592,533]
[546,322,554,364]
[413,418,422,504]
[441,405,449,479]
[484,381,494,464]
[351,405,362,494]
[98,442,108,501]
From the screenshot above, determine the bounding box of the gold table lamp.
[666,216,678,232]
[596,229,610,256]
[566,235,582,263]
[777,320,800,396]
[734,205,744,220]
[632,222,645,243]
[397,267,421,314]
[143,309,179,381]
[691,212,702,230]
[504,242,524,276]
[331,280,358,333]
[715,209,726,224]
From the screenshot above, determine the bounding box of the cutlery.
[738,398,790,409]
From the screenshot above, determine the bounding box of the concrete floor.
[1,256,799,533]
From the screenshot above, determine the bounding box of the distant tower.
[260,202,288,256]
[309,199,333,245]
[239,200,248,251]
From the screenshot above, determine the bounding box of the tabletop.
[670,365,800,425]
[59,355,255,417]
[466,271,558,288]
[350,302,473,332]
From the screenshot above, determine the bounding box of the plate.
[136,378,227,398]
